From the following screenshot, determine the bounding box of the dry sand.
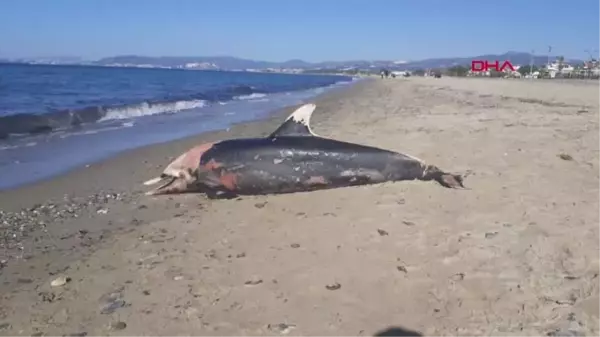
[0,77,598,336]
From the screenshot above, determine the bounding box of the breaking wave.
[0,98,208,139]
[0,77,354,139]
[99,100,207,121]
[235,93,268,100]
[0,84,261,138]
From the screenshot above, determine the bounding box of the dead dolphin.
[144,103,465,197]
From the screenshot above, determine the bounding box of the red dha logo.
[471,60,515,72]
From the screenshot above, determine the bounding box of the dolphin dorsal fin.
[269,103,317,138]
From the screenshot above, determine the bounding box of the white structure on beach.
[545,60,575,78]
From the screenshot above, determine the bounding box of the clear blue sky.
[1,0,598,62]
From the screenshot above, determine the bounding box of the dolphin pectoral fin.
[268,103,318,138]
[204,187,239,200]
[195,167,240,199]
[197,168,224,188]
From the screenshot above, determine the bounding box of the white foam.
[58,122,135,139]
[0,142,38,151]
[99,99,207,121]
[235,93,267,100]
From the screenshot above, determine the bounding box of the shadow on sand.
[373,326,423,336]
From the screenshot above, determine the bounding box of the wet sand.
[0,77,598,336]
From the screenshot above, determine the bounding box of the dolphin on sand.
[144,104,465,197]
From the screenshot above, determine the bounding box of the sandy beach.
[0,77,598,336]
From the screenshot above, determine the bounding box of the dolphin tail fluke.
[422,165,468,189]
[436,172,466,189]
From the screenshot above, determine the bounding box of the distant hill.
[5,52,585,71]
[93,52,584,71]
[399,51,583,70]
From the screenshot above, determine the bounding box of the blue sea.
[0,64,356,190]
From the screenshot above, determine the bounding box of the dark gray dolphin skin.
[144,103,465,197]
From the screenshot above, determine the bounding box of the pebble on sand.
[377,229,389,236]
[325,282,341,290]
[267,323,296,334]
[109,321,127,331]
[50,276,71,287]
[244,277,263,286]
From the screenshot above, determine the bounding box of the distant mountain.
[5,52,585,71]
[93,52,584,71]
[398,52,583,70]
[5,56,85,65]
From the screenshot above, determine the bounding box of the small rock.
[130,218,142,226]
[397,266,408,273]
[546,329,585,337]
[96,208,108,214]
[100,299,126,314]
[236,252,246,258]
[39,291,57,303]
[254,202,268,208]
[244,277,263,286]
[142,290,151,296]
[558,153,574,161]
[0,323,11,330]
[377,229,389,236]
[99,287,125,303]
[402,220,416,226]
[173,275,184,281]
[451,273,465,281]
[325,282,341,290]
[51,276,71,287]
[290,243,300,249]
[267,323,296,334]
[485,232,498,239]
[109,321,127,331]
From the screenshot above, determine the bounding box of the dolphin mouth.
[144,174,179,195]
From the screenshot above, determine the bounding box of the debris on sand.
[0,191,128,265]
[50,276,71,287]
[244,276,263,286]
[558,153,574,161]
[325,282,341,290]
[109,321,127,331]
[267,323,296,334]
